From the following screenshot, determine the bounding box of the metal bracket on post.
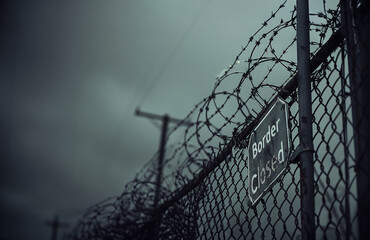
[289,144,314,164]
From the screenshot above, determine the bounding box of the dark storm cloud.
[0,2,159,238]
[0,0,293,239]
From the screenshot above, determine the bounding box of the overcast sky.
[0,0,293,239]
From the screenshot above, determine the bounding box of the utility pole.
[45,215,68,240]
[135,109,192,239]
[296,0,315,239]
[135,109,192,208]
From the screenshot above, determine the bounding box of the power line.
[105,0,212,168]
[137,0,213,107]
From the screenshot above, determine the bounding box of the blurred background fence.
[68,0,370,239]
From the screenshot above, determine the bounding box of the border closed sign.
[248,98,291,205]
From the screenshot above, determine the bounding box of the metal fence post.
[341,1,370,238]
[296,0,315,239]
[352,2,370,239]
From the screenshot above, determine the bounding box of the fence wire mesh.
[68,0,370,239]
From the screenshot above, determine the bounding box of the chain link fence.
[68,0,370,239]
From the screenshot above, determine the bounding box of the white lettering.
[251,174,258,194]
[271,125,276,136]
[278,141,284,163]
[271,155,277,171]
[266,126,271,143]
[258,141,262,153]
[266,160,271,178]
[252,143,258,159]
[260,168,266,184]
[250,117,283,159]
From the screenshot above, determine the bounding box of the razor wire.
[67,0,369,239]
